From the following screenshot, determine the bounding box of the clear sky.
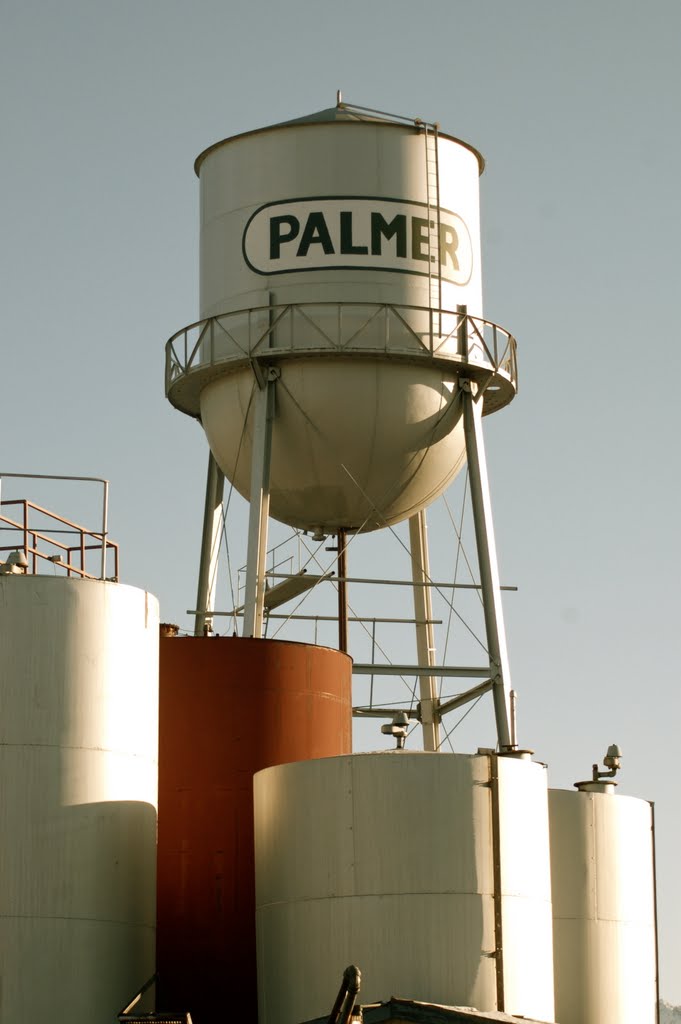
[1,0,679,1006]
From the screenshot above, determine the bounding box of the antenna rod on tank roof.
[336,89,342,107]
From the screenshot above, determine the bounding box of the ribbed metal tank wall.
[0,576,159,1022]
[190,114,489,533]
[254,752,555,1024]
[549,788,658,1024]
[156,636,352,1023]
[196,116,483,320]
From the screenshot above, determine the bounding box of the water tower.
[165,96,519,753]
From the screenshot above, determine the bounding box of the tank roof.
[303,995,552,1024]
[194,103,484,175]
[273,104,392,126]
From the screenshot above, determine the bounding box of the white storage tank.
[253,751,555,1024]
[0,575,159,1022]
[549,787,658,1024]
[166,106,518,533]
[196,107,484,322]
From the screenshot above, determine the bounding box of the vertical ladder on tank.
[423,122,442,339]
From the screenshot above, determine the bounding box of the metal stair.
[119,1017,192,1023]
[118,975,193,1023]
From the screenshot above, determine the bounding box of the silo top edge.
[193,116,486,177]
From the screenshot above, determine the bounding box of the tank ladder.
[332,99,443,331]
[422,121,442,335]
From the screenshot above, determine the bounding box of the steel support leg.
[243,368,278,638]
[409,509,440,751]
[195,452,225,636]
[461,381,515,750]
[337,528,349,653]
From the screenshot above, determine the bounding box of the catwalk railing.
[165,302,518,417]
[0,499,119,581]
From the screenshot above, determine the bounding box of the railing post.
[23,501,28,567]
[100,480,108,579]
[457,303,468,357]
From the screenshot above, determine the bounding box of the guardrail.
[165,302,518,416]
[0,499,119,581]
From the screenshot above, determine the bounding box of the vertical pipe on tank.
[489,753,505,1011]
[510,689,518,748]
[652,802,661,1024]
[337,528,348,653]
[100,478,109,579]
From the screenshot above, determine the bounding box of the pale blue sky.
[1,0,679,1004]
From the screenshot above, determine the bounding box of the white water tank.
[166,106,517,533]
[0,576,159,1022]
[549,787,658,1024]
[196,109,484,320]
[253,751,554,1024]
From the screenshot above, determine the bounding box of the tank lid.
[194,102,485,175]
[273,104,392,126]
[574,779,618,795]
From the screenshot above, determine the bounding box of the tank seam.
[0,914,156,928]
[0,742,157,757]
[256,890,498,906]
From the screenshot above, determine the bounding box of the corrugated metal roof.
[303,997,553,1024]
[273,105,392,126]
[193,102,485,175]
[194,103,409,175]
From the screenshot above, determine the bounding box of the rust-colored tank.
[156,635,352,1022]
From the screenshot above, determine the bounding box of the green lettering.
[297,212,335,257]
[340,212,368,255]
[371,213,407,257]
[270,215,300,260]
[440,222,459,270]
[411,216,434,262]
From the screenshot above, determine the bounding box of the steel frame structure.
[192,378,517,751]
[180,290,520,749]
